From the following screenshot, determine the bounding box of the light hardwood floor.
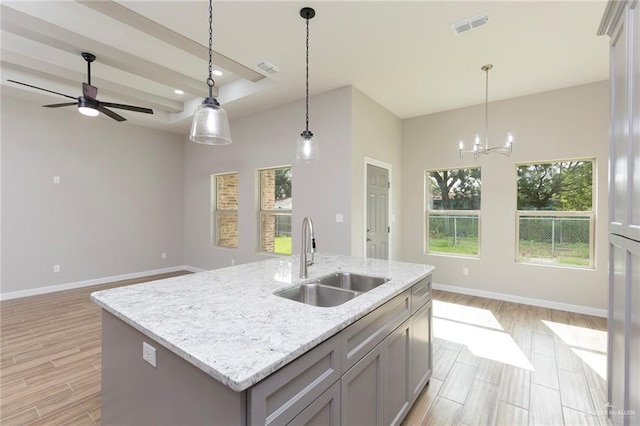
[1,275,609,425]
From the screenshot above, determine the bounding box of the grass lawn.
[429,236,590,267]
[274,236,292,255]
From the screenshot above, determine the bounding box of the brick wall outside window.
[214,173,238,248]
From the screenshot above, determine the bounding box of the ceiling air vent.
[451,12,489,35]
[256,61,281,74]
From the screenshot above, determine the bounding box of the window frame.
[515,158,595,269]
[424,166,482,258]
[258,165,292,255]
[212,172,238,249]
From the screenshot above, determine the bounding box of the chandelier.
[459,64,514,159]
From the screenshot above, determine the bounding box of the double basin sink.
[276,272,390,307]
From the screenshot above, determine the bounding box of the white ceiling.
[0,1,610,134]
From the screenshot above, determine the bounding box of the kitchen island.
[91,253,435,425]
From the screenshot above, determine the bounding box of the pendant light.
[458,64,514,159]
[189,0,232,145]
[295,7,319,162]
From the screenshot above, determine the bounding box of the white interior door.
[366,164,389,260]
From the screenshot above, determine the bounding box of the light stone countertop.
[90,253,434,392]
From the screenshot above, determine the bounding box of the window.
[425,167,481,256]
[259,166,292,254]
[516,159,594,268]
[212,172,238,248]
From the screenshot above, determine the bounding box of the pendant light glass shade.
[295,131,320,162]
[189,0,232,146]
[190,100,232,145]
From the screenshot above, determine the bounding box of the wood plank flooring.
[403,291,610,426]
[1,278,609,425]
[0,272,190,425]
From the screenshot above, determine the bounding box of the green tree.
[517,161,592,210]
[430,168,481,210]
[275,168,292,200]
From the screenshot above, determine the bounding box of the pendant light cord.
[305,16,310,133]
[207,0,214,98]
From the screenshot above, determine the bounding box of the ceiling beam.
[1,4,208,97]
[75,0,265,83]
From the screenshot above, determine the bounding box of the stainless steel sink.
[275,272,391,307]
[316,272,390,293]
[275,283,359,307]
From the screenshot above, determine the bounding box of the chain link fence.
[427,214,479,255]
[518,215,591,266]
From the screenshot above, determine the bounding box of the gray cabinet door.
[288,381,341,426]
[383,319,411,426]
[248,334,341,426]
[341,343,383,426]
[410,300,432,403]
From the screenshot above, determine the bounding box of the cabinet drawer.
[248,334,341,426]
[287,381,341,426]
[341,289,411,373]
[411,276,432,314]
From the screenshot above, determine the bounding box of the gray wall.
[182,86,353,270]
[350,87,403,260]
[1,96,185,295]
[400,81,609,311]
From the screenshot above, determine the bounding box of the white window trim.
[424,167,482,258]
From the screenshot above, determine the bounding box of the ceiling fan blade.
[43,102,78,108]
[100,102,153,115]
[97,105,126,122]
[7,80,77,100]
[82,83,98,99]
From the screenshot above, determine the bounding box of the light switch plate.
[335,213,344,223]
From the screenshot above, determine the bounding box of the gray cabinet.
[382,320,411,426]
[341,341,384,426]
[288,381,341,426]
[340,281,432,426]
[600,2,640,425]
[341,289,411,372]
[410,300,433,403]
[248,334,341,426]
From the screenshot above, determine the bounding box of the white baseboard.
[433,282,607,318]
[0,265,202,301]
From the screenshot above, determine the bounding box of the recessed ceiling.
[0,1,609,134]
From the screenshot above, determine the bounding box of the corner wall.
[182,86,353,270]
[350,88,403,259]
[1,96,185,296]
[400,81,609,311]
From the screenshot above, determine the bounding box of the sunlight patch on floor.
[542,320,607,380]
[433,301,533,370]
[433,300,504,331]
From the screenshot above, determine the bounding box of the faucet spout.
[300,216,316,278]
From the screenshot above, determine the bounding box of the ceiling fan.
[7,52,153,122]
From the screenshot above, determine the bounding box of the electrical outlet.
[462,267,469,276]
[142,342,157,367]
[231,259,235,266]
[53,264,61,273]
[53,176,60,184]
[161,252,167,259]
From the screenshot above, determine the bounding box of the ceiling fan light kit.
[459,64,514,160]
[7,52,153,122]
[295,6,320,163]
[189,0,232,145]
